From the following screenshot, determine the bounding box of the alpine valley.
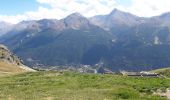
[1,9,170,71]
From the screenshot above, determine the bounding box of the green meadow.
[0,71,169,100]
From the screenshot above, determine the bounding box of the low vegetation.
[0,61,27,76]
[152,67,170,78]
[0,71,169,100]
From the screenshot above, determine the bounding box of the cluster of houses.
[76,65,163,78]
[120,71,163,78]
[32,61,164,78]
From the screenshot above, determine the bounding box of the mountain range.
[1,9,170,71]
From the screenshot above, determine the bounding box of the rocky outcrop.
[0,44,34,72]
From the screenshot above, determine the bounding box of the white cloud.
[118,0,170,17]
[1,0,170,24]
[0,15,27,24]
[0,0,117,24]
[36,0,117,17]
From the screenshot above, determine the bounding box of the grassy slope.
[0,71,169,100]
[152,67,170,78]
[0,61,27,76]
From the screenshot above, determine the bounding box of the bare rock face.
[0,44,22,65]
[89,9,141,30]
[63,13,91,29]
[0,44,34,72]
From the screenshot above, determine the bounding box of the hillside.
[0,61,27,76]
[2,9,170,71]
[0,44,34,76]
[0,71,169,99]
[152,67,170,78]
[0,13,113,67]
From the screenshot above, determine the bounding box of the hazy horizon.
[1,0,170,24]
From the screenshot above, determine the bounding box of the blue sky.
[0,0,39,15]
[0,0,126,15]
[0,0,52,15]
[0,0,170,24]
[115,0,131,7]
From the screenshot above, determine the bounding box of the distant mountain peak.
[38,19,58,23]
[110,8,122,14]
[63,12,90,29]
[70,12,82,16]
[159,12,170,18]
[90,8,139,30]
[65,12,85,19]
[109,8,135,18]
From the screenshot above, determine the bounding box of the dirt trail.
[167,89,170,100]
[154,89,170,100]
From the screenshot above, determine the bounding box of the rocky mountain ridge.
[1,9,170,71]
